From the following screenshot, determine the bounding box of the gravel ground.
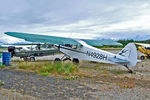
[94,87,150,100]
[0,88,36,100]
[0,67,150,100]
[0,69,97,100]
[0,51,150,100]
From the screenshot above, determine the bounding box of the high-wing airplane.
[135,43,150,60]
[5,32,138,73]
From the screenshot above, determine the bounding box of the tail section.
[117,43,137,67]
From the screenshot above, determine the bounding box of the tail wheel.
[72,58,79,64]
[54,58,61,62]
[30,57,35,62]
[140,56,145,60]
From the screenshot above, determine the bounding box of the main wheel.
[140,56,145,60]
[30,57,35,62]
[54,58,61,62]
[72,58,79,64]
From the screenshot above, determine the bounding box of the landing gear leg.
[124,65,133,74]
[54,55,71,62]
[61,55,71,61]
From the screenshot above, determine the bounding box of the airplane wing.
[4,32,122,46]
[135,43,150,48]
[5,32,80,45]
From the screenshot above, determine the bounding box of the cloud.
[0,0,150,44]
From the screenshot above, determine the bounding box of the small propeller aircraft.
[4,32,138,73]
[0,43,59,61]
[135,43,150,60]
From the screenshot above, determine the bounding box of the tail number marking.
[87,51,107,60]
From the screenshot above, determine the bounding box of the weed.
[54,62,64,73]
[64,75,79,80]
[18,62,30,69]
[0,65,6,70]
[40,72,49,76]
[133,71,136,74]
[0,80,5,85]
[93,65,99,70]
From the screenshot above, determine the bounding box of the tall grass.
[17,61,79,76]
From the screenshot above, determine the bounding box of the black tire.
[72,58,79,64]
[30,57,35,62]
[140,56,145,60]
[54,58,61,62]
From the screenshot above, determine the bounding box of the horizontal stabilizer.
[108,57,129,64]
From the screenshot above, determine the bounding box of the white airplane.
[4,32,138,73]
[0,43,59,61]
[55,40,137,73]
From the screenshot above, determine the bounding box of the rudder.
[118,43,137,67]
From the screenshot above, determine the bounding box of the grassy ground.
[7,60,138,89]
[11,61,79,77]
[2,48,149,90]
[1,60,150,100]
[1,59,150,98]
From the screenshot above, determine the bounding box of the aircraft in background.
[135,43,150,60]
[1,44,37,51]
[5,32,138,73]
[0,43,59,61]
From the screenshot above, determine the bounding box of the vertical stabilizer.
[118,43,137,67]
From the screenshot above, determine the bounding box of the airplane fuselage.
[59,41,117,64]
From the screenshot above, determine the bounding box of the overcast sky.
[0,0,150,44]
